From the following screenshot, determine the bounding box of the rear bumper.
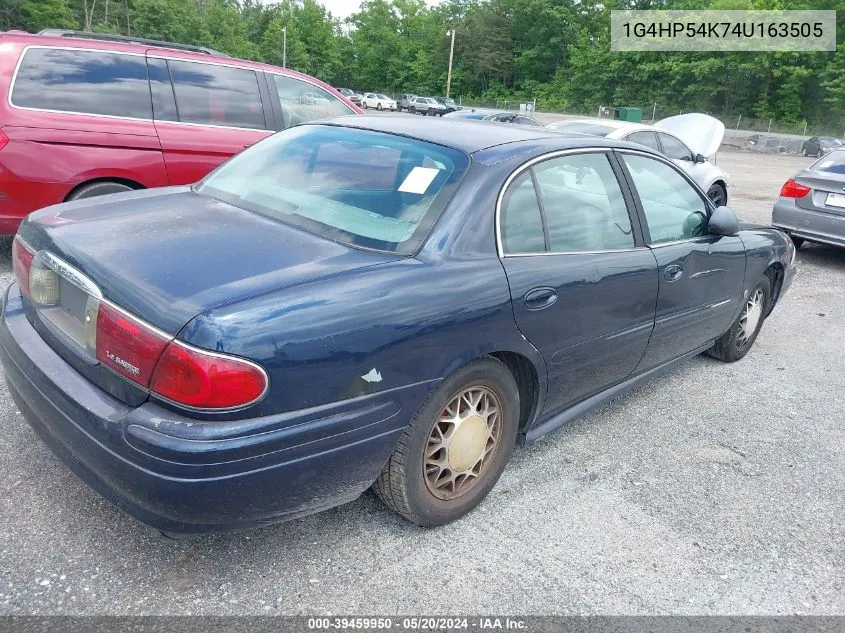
[0,283,412,533]
[773,200,845,248]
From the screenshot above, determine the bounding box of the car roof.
[312,115,616,153]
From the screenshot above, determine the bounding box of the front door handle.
[524,287,558,310]
[664,264,683,282]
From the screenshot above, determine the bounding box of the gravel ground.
[0,150,842,616]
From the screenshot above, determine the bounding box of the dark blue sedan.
[0,116,795,534]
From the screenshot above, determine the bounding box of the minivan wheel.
[708,276,771,363]
[373,357,519,526]
[67,181,134,201]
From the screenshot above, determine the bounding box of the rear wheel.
[373,357,519,526]
[427,108,434,116]
[67,181,134,201]
[706,183,727,207]
[708,276,771,363]
[377,103,383,111]
[410,106,416,114]
[790,235,805,249]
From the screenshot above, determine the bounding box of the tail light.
[0,130,8,152]
[780,179,811,198]
[95,301,267,409]
[12,236,34,299]
[150,342,268,409]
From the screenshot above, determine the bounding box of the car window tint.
[516,116,541,127]
[626,131,660,152]
[12,48,152,119]
[501,172,546,254]
[622,154,708,243]
[273,75,353,128]
[312,142,402,189]
[167,60,264,129]
[548,121,615,136]
[532,153,634,252]
[657,132,693,160]
[147,57,177,122]
[812,151,845,173]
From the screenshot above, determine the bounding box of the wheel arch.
[764,261,785,315]
[64,176,145,202]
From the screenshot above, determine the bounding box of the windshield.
[197,125,469,254]
[811,150,845,174]
[547,121,616,137]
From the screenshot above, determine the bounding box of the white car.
[408,96,447,116]
[361,93,397,111]
[547,114,730,206]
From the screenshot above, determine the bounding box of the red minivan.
[0,30,361,235]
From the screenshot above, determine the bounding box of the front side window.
[273,75,354,128]
[657,132,693,161]
[533,153,634,252]
[167,60,265,129]
[12,48,151,119]
[197,125,468,254]
[622,154,708,244]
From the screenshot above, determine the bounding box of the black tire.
[377,103,383,111]
[801,147,808,157]
[410,106,416,114]
[790,235,805,249]
[67,181,134,201]
[373,357,520,526]
[706,183,727,207]
[708,276,772,363]
[816,149,822,158]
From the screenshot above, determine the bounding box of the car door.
[499,150,658,416]
[148,55,274,185]
[617,150,746,372]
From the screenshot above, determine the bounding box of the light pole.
[446,29,456,98]
[282,26,287,68]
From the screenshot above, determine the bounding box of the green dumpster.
[614,107,643,123]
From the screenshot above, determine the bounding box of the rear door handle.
[523,287,558,310]
[664,264,683,282]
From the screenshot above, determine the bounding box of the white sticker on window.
[398,166,440,194]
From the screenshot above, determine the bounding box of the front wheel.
[708,276,771,362]
[427,108,434,116]
[373,357,519,526]
[706,183,727,207]
[377,103,383,111]
[790,235,805,249]
[817,149,823,158]
[409,107,416,114]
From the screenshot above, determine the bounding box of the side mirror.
[708,206,739,236]
[694,153,706,164]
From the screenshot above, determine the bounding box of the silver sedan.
[772,149,845,249]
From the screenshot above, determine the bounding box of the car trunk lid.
[793,169,845,217]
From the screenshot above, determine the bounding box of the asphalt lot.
[0,146,842,615]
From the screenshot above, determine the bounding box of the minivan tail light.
[95,302,170,387]
[150,342,268,409]
[780,179,811,198]
[12,236,34,299]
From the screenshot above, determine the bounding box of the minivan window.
[12,48,152,119]
[197,125,469,254]
[167,60,265,129]
[272,75,353,128]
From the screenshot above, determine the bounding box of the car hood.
[654,113,725,157]
[19,186,398,334]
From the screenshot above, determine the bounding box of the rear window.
[12,47,152,119]
[167,59,265,129]
[196,125,469,254]
[548,121,616,137]
[812,150,845,174]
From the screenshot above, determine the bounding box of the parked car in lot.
[547,114,731,206]
[773,148,845,249]
[396,93,417,111]
[444,109,542,126]
[408,96,447,116]
[336,88,362,106]
[361,93,397,110]
[800,136,842,158]
[1,116,795,534]
[434,96,459,113]
[0,29,360,235]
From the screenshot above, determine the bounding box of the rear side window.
[12,48,152,119]
[500,172,546,254]
[657,133,693,161]
[167,60,265,129]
